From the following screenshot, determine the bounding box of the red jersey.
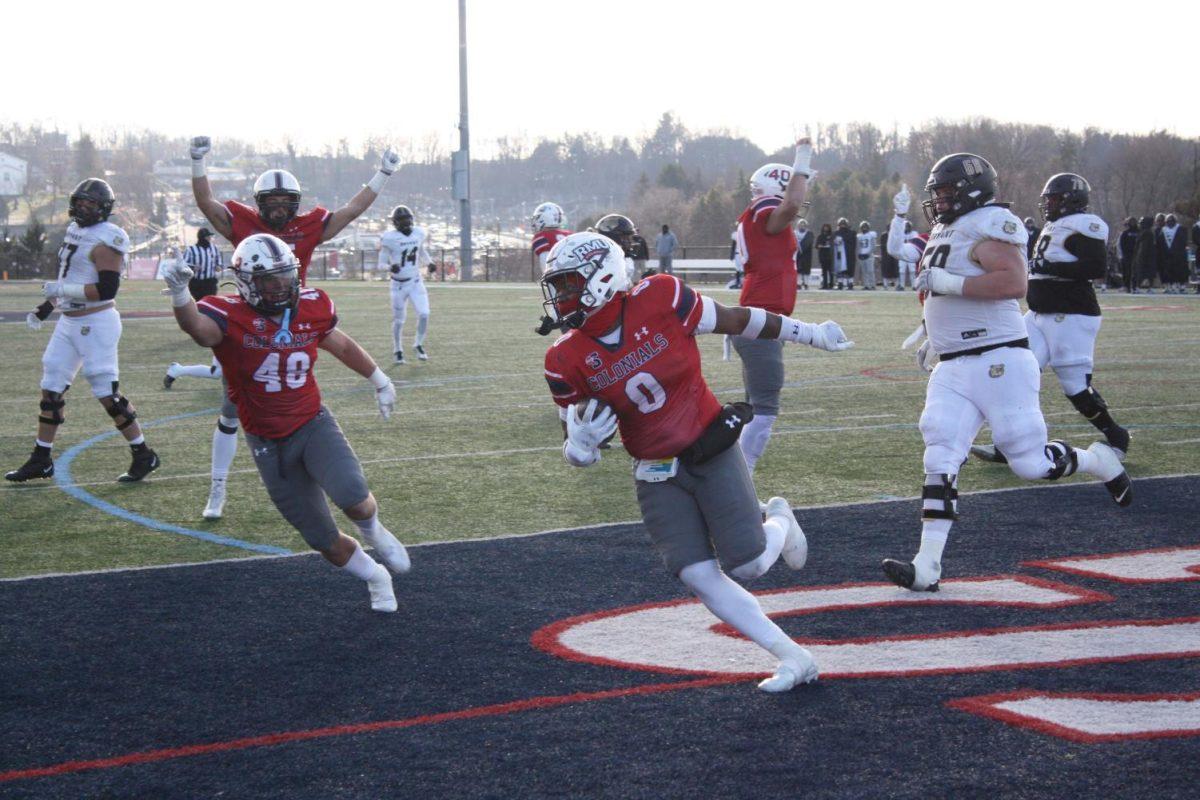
[225,200,330,285]
[737,196,798,315]
[532,228,571,258]
[197,289,338,439]
[544,274,721,460]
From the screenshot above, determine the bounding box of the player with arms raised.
[541,231,853,692]
[7,179,159,484]
[880,155,1132,593]
[184,136,400,520]
[378,205,434,364]
[161,234,409,613]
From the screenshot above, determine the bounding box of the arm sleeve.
[887,215,923,262]
[1042,233,1107,280]
[96,271,120,300]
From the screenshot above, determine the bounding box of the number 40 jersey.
[197,289,338,439]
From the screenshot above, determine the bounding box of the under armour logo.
[725,415,741,428]
[295,323,313,331]
[633,326,650,341]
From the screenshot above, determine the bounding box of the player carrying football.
[7,179,159,484]
[161,234,409,613]
[181,136,400,520]
[540,230,853,692]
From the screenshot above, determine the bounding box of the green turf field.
[2,279,1197,578]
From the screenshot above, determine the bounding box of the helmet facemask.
[256,192,300,231]
[539,234,628,331]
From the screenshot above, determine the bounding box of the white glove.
[808,320,854,352]
[41,282,62,300]
[375,380,397,420]
[190,136,211,160]
[380,148,400,176]
[26,312,42,331]
[161,260,195,307]
[567,398,618,453]
[915,267,965,296]
[915,338,938,373]
[791,139,814,179]
[893,184,911,216]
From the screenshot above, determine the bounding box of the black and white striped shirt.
[183,243,223,280]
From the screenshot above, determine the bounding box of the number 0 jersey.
[197,289,338,439]
[379,227,432,281]
[56,221,130,311]
[224,200,330,285]
[544,274,721,460]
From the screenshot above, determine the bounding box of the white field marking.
[4,472,1197,583]
[984,695,1200,739]
[1161,438,1200,446]
[1032,547,1200,582]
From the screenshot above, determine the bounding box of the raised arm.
[189,137,234,241]
[321,149,400,242]
[887,185,925,263]
[160,260,224,347]
[766,138,814,235]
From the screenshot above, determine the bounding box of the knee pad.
[1043,440,1078,480]
[1067,385,1107,420]
[920,473,958,521]
[105,385,137,430]
[38,391,67,427]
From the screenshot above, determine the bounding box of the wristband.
[777,318,816,345]
[368,367,391,390]
[366,170,390,194]
[792,145,814,178]
[931,270,966,296]
[192,159,207,178]
[61,283,88,301]
[169,285,192,308]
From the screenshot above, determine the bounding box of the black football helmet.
[593,214,638,257]
[1039,173,1090,222]
[922,153,997,225]
[392,205,414,234]
[69,178,116,227]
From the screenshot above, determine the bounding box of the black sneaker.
[394,351,406,365]
[5,450,54,482]
[881,558,940,592]
[118,448,160,483]
[415,345,428,361]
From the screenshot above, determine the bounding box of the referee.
[184,227,222,299]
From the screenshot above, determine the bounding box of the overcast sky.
[6,0,1197,157]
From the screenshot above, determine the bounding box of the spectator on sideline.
[654,224,678,275]
[795,218,814,290]
[1117,216,1138,293]
[834,217,856,289]
[1159,214,1189,293]
[856,221,877,290]
[1153,213,1167,289]
[1193,218,1200,293]
[184,227,223,300]
[1023,216,1039,262]
[880,227,898,288]
[1134,215,1157,292]
[816,223,835,289]
[631,231,650,278]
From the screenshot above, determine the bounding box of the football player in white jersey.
[971,173,1130,465]
[880,155,1131,592]
[6,179,160,483]
[378,205,433,364]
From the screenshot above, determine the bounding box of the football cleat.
[394,350,405,365]
[118,448,160,483]
[163,362,181,390]
[758,650,819,692]
[969,444,1007,464]
[367,564,398,613]
[1086,442,1132,507]
[415,345,428,361]
[361,524,411,575]
[203,477,227,520]
[881,558,940,592]
[1106,425,1130,461]
[765,496,807,571]
[5,451,54,482]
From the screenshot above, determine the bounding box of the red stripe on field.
[0,676,739,783]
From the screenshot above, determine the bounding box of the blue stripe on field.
[55,409,292,556]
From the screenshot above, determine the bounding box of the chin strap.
[273,307,294,345]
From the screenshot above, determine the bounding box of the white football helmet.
[531,201,566,232]
[253,169,302,230]
[540,232,630,330]
[749,163,793,199]
[232,233,300,314]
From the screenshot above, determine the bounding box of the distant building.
[0,152,28,197]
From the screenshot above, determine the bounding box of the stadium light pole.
[453,0,473,280]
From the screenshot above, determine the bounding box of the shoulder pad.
[960,205,1027,247]
[99,223,130,253]
[1060,213,1108,239]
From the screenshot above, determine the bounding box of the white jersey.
[919,204,1029,356]
[379,227,432,281]
[55,221,129,311]
[1029,212,1108,282]
[856,230,877,258]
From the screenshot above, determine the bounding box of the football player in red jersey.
[541,231,853,692]
[162,234,409,613]
[182,136,400,521]
[530,201,571,271]
[731,139,815,474]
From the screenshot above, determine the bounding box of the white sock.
[178,364,218,379]
[128,434,145,446]
[915,518,952,571]
[767,633,808,662]
[738,414,776,473]
[416,315,429,346]
[340,541,380,581]
[392,318,404,353]
[35,439,53,450]
[211,417,238,480]
[679,559,787,650]
[1074,447,1099,476]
